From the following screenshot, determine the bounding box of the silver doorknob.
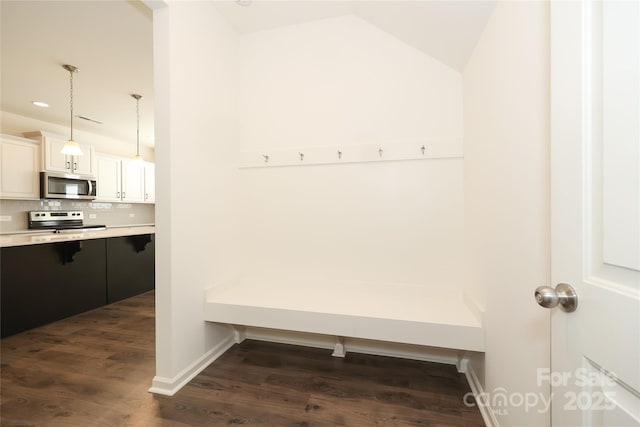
[535,283,578,312]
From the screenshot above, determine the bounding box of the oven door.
[40,172,96,200]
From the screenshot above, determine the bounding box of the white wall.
[0,111,155,161]
[150,8,468,394]
[238,15,462,148]
[237,15,465,286]
[150,1,240,394]
[463,2,550,426]
[150,6,553,422]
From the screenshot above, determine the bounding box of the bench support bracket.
[332,336,346,358]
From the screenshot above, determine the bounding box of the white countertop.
[0,226,155,248]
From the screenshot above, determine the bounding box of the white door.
[550,0,640,426]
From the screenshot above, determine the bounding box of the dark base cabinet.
[1,234,155,338]
[106,235,155,303]
[1,239,107,338]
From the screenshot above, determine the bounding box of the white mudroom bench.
[204,277,484,356]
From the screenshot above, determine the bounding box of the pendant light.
[131,94,144,163]
[61,64,83,156]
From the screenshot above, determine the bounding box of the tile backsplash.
[0,199,155,233]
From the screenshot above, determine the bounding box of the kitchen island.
[0,226,155,338]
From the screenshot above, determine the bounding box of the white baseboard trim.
[244,327,336,350]
[460,358,500,427]
[346,340,459,366]
[243,327,461,366]
[148,334,236,396]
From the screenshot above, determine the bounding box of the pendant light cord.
[131,93,143,161]
[60,64,82,156]
[136,96,140,157]
[69,68,74,141]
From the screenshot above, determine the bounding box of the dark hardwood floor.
[1,291,484,426]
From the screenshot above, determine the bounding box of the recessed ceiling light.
[32,101,49,107]
[236,0,252,6]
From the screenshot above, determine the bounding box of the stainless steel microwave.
[40,171,97,200]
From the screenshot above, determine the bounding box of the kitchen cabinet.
[143,162,155,203]
[122,159,145,202]
[0,134,40,199]
[24,130,95,176]
[96,154,121,202]
[106,234,155,303]
[96,153,153,203]
[0,233,155,338]
[1,239,107,338]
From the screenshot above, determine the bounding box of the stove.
[28,210,106,233]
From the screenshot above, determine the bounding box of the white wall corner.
[462,290,485,326]
[147,375,176,396]
[148,333,236,396]
[142,0,167,11]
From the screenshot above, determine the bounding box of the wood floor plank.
[1,291,485,426]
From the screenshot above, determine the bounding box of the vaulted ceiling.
[1,1,494,149]
[212,1,495,71]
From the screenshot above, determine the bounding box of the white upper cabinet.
[143,162,155,203]
[95,153,154,204]
[96,154,122,202]
[121,159,145,203]
[24,131,95,176]
[0,134,40,200]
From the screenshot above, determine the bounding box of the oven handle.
[88,180,93,196]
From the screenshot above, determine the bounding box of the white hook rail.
[239,139,463,169]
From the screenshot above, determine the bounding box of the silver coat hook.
[378,147,384,158]
[421,145,426,155]
[263,154,269,163]
[299,152,304,162]
[337,150,342,160]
